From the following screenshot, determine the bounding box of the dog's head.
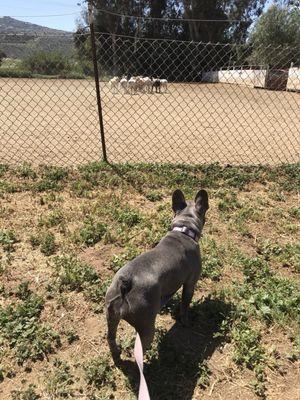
[171,189,209,239]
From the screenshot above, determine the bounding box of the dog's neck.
[172,225,200,241]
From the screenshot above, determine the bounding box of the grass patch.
[38,232,56,256]
[110,246,141,272]
[84,356,114,389]
[75,216,107,246]
[232,256,300,326]
[16,163,37,179]
[0,229,17,252]
[38,210,65,228]
[115,207,142,227]
[257,241,300,272]
[52,255,99,292]
[0,293,61,364]
[11,384,40,400]
[44,359,74,398]
[201,237,223,280]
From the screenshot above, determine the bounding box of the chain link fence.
[0,31,299,166]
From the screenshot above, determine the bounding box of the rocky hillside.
[0,17,74,59]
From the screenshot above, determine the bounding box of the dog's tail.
[119,276,132,299]
[106,275,133,317]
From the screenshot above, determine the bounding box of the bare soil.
[1,78,299,165]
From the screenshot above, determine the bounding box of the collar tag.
[172,226,198,241]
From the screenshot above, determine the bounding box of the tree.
[249,4,300,67]
[77,0,268,43]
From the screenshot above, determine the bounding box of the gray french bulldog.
[105,189,209,357]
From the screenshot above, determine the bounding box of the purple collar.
[172,226,199,241]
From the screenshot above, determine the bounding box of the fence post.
[88,0,107,162]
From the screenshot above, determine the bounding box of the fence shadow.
[115,296,233,400]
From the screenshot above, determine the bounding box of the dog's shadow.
[115,296,234,400]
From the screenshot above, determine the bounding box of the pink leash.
[134,333,151,400]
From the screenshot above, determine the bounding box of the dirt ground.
[0,164,299,399]
[0,78,299,166]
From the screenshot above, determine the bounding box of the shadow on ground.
[115,296,234,400]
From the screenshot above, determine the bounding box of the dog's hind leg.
[180,282,195,327]
[136,317,156,351]
[106,305,121,360]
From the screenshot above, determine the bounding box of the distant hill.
[0,17,75,59]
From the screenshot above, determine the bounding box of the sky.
[0,0,83,31]
[0,0,277,32]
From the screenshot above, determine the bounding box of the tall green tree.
[181,0,267,43]
[249,4,300,67]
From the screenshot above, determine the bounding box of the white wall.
[202,69,267,88]
[286,67,300,91]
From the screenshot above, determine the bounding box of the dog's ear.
[172,189,187,213]
[195,190,209,214]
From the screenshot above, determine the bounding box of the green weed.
[232,321,265,369]
[84,356,114,389]
[217,191,241,214]
[15,281,32,300]
[201,237,223,280]
[52,255,99,291]
[76,217,107,246]
[45,359,74,398]
[84,279,111,313]
[232,256,300,325]
[257,241,300,272]
[0,164,9,177]
[110,247,141,272]
[16,163,37,179]
[11,384,40,400]
[38,210,65,228]
[40,232,56,256]
[71,179,93,197]
[41,166,68,182]
[0,229,17,252]
[0,294,60,364]
[34,179,62,192]
[115,207,142,227]
[288,207,300,219]
[145,191,163,202]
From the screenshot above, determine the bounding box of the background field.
[1,78,299,166]
[0,163,299,399]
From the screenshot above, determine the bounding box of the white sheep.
[142,77,152,93]
[119,77,128,94]
[109,76,119,94]
[135,76,146,93]
[128,77,137,94]
[160,79,168,92]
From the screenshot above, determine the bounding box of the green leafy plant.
[0,229,17,252]
[110,247,141,272]
[76,217,107,246]
[84,356,114,389]
[45,359,74,398]
[52,255,99,291]
[0,294,61,364]
[40,232,56,256]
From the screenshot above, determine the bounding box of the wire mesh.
[0,33,102,166]
[0,31,300,166]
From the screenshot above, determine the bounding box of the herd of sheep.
[108,76,168,94]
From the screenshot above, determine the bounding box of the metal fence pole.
[88,1,107,162]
